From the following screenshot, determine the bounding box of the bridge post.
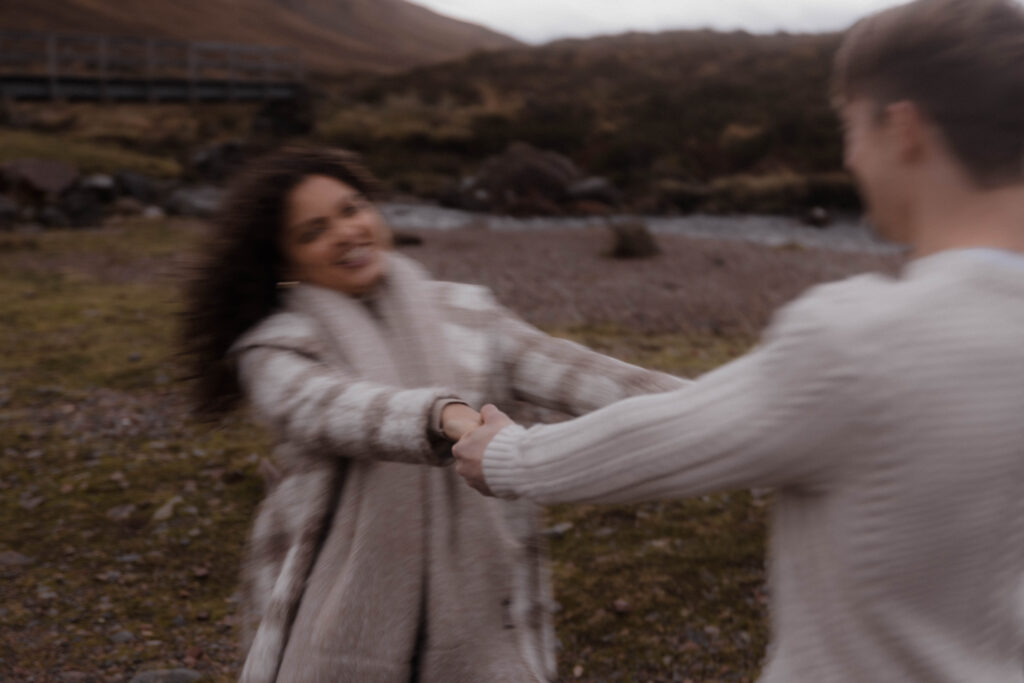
[46,33,60,100]
[227,47,236,102]
[187,42,197,103]
[98,35,109,102]
[145,38,156,103]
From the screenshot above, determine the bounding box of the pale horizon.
[413,0,914,44]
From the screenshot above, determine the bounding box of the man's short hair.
[832,0,1024,188]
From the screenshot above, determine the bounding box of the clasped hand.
[440,403,514,496]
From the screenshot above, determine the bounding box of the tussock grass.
[0,129,181,178]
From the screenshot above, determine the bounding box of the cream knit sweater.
[483,250,1024,682]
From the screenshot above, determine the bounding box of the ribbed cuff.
[482,424,529,499]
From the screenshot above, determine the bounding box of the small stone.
[573,665,584,678]
[151,495,182,522]
[106,504,136,522]
[612,598,631,613]
[19,494,44,510]
[542,521,574,537]
[192,566,209,580]
[141,205,166,220]
[109,630,134,644]
[116,553,142,564]
[128,352,142,363]
[0,550,34,566]
[36,585,57,600]
[128,669,202,683]
[58,673,94,682]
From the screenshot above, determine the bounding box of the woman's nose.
[329,217,367,241]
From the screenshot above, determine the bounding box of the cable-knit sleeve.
[495,308,688,416]
[233,314,461,466]
[483,289,857,502]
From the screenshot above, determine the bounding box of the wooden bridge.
[0,30,305,102]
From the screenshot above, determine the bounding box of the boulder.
[457,142,586,215]
[567,176,620,207]
[0,195,18,229]
[79,174,118,202]
[1,159,79,199]
[165,185,224,218]
[38,205,71,228]
[803,206,831,229]
[59,187,107,227]
[188,140,251,183]
[607,220,660,259]
[115,171,162,204]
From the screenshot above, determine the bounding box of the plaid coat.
[231,255,685,682]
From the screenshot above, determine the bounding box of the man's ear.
[884,100,930,163]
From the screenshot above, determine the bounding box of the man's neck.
[909,180,1024,259]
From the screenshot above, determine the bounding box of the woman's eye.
[339,204,361,218]
[299,221,327,242]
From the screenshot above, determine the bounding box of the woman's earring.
[276,280,299,289]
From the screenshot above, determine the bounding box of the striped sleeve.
[237,346,460,465]
[495,309,689,416]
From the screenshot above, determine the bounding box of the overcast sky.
[414,0,911,44]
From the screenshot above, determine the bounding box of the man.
[453,1,1024,681]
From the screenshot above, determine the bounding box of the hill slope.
[0,0,520,74]
[321,30,852,210]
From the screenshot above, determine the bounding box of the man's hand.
[453,404,514,496]
[440,403,482,441]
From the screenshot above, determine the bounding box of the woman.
[181,146,685,683]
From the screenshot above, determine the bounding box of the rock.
[109,630,134,644]
[542,521,574,537]
[18,493,44,510]
[79,174,117,202]
[114,171,161,204]
[0,194,18,228]
[106,504,137,522]
[142,205,166,220]
[612,598,631,613]
[128,668,203,683]
[607,220,660,259]
[2,159,79,198]
[456,142,584,214]
[58,188,106,227]
[165,185,224,218]
[151,495,183,522]
[188,140,250,183]
[38,205,71,228]
[112,197,145,216]
[0,550,34,566]
[567,176,620,207]
[803,206,831,228]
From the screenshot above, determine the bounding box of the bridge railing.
[0,29,304,84]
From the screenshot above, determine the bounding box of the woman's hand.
[441,403,483,442]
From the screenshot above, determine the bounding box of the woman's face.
[280,174,388,296]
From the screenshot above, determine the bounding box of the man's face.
[841,98,910,243]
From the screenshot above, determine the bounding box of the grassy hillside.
[318,30,855,213]
[0,0,519,75]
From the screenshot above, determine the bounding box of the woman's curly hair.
[180,146,383,417]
